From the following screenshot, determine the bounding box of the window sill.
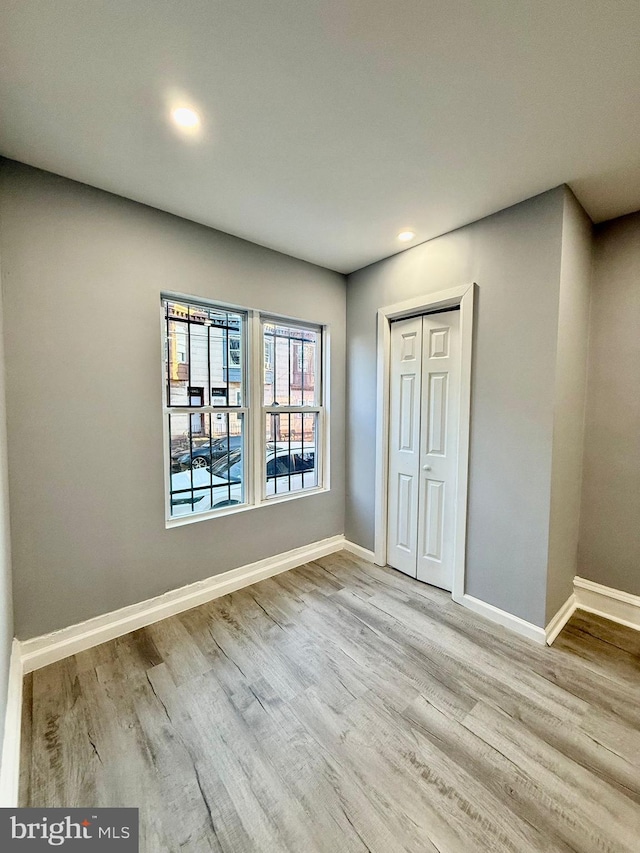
[165,486,330,529]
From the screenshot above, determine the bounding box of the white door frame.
[374,282,476,603]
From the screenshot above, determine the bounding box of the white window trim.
[161,297,330,528]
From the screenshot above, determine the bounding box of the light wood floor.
[20,551,640,852]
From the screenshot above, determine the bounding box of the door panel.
[387,316,423,577]
[399,374,417,451]
[417,310,460,590]
[396,473,414,551]
[423,478,445,560]
[429,326,450,359]
[426,372,448,455]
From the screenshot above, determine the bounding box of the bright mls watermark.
[0,809,138,850]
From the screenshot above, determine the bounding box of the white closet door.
[417,310,460,590]
[386,316,423,577]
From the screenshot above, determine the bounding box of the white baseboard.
[343,540,376,563]
[545,594,577,645]
[0,640,23,807]
[574,577,640,633]
[20,534,346,673]
[460,594,546,645]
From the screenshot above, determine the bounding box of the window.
[163,297,326,523]
[262,319,322,497]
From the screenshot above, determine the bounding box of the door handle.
[423,465,432,471]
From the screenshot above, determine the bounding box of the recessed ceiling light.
[171,107,200,129]
[397,230,415,242]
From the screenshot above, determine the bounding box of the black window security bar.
[163,298,325,521]
[262,321,320,408]
[262,318,322,499]
[164,298,245,409]
[265,413,318,496]
[168,413,245,516]
[163,297,248,519]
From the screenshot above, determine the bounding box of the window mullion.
[249,310,262,508]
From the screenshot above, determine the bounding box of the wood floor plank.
[464,700,640,853]
[77,654,175,850]
[345,689,564,853]
[18,672,32,808]
[401,693,577,852]
[21,551,640,853]
[555,623,640,686]
[335,581,640,755]
[335,553,640,719]
[29,657,100,808]
[567,610,640,656]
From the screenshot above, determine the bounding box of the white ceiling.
[1,1,639,273]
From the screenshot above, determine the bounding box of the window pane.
[166,315,190,406]
[169,412,244,517]
[265,412,318,496]
[165,299,244,407]
[263,321,319,406]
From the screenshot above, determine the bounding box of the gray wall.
[545,189,592,621]
[0,161,346,639]
[579,211,640,596]
[0,248,13,755]
[346,188,565,627]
